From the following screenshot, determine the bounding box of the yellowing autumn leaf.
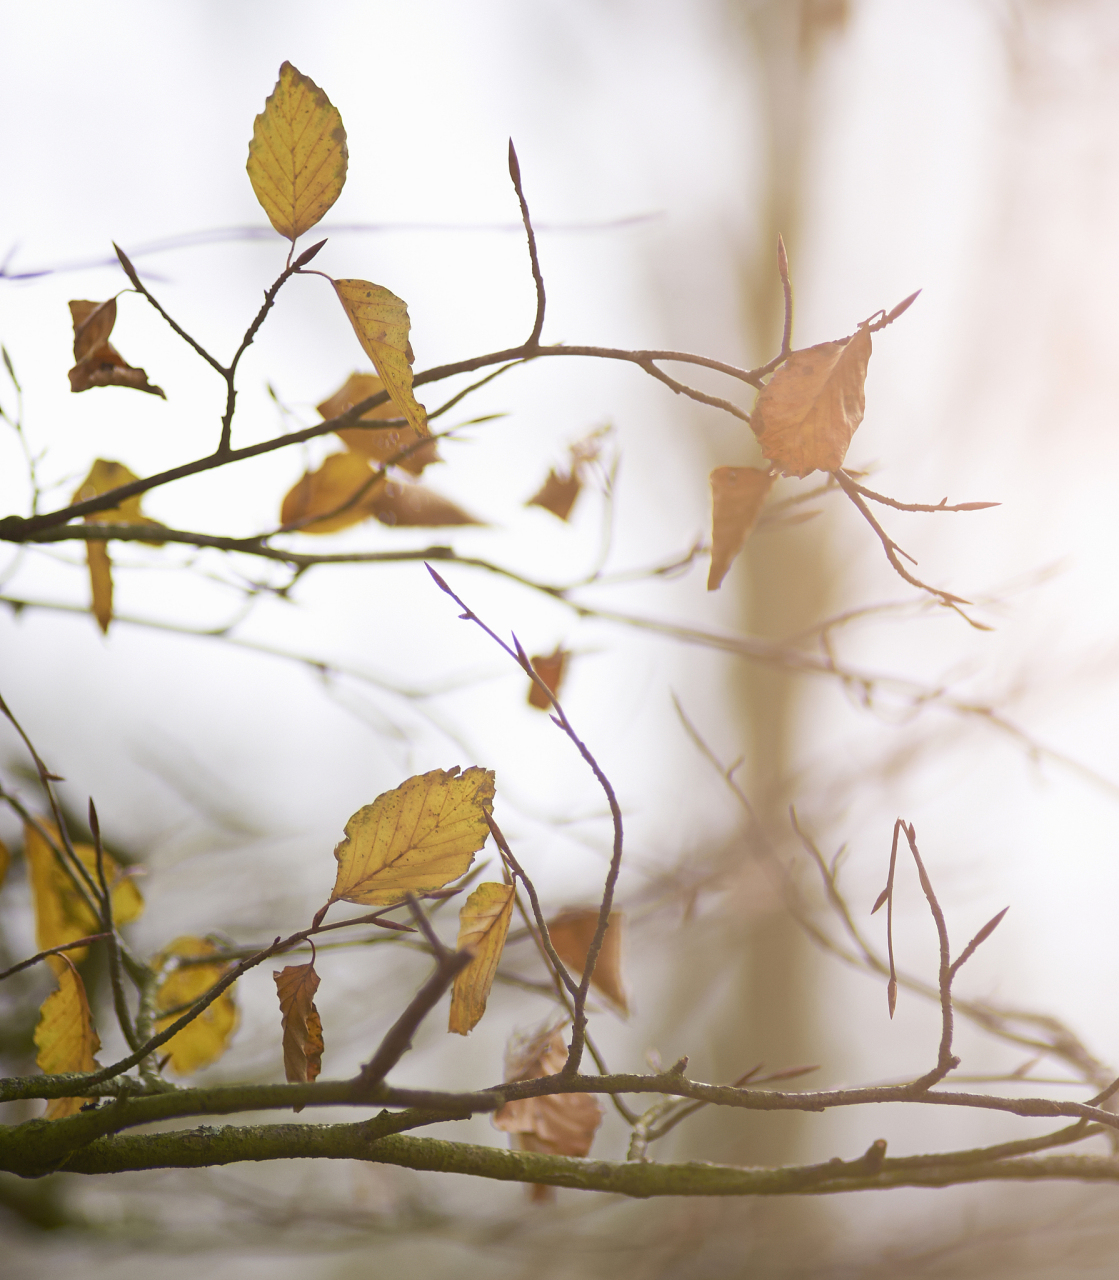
[274,961,324,1095]
[751,326,872,478]
[24,819,144,966]
[280,452,386,534]
[449,882,515,1035]
[154,936,239,1076]
[246,61,348,242]
[68,299,165,397]
[34,958,101,1120]
[330,767,495,907]
[547,908,628,1015]
[332,280,428,439]
[528,647,569,710]
[319,372,441,476]
[706,466,776,591]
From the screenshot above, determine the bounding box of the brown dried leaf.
[449,882,515,1035]
[706,466,775,592]
[546,908,627,1015]
[280,452,385,534]
[527,469,581,521]
[154,937,239,1076]
[68,299,165,397]
[751,326,872,477]
[34,957,101,1119]
[274,961,324,1095]
[319,372,441,476]
[370,479,481,528]
[528,648,569,710]
[493,1026,604,1161]
[0,838,8,893]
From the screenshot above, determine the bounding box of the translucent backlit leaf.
[528,648,569,710]
[319,372,441,476]
[68,299,165,397]
[34,957,101,1120]
[332,280,428,438]
[751,326,872,478]
[449,882,515,1035]
[546,908,628,1014]
[330,767,495,907]
[274,961,324,1094]
[369,479,480,528]
[280,452,385,534]
[246,61,348,241]
[706,466,775,591]
[154,937,239,1076]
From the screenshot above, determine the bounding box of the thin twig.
[0,934,112,982]
[508,141,545,350]
[88,797,139,1051]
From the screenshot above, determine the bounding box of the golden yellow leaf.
[34,957,101,1120]
[330,766,495,907]
[319,372,441,476]
[24,819,144,966]
[154,936,239,1076]
[274,961,324,1094]
[332,280,428,439]
[369,479,481,528]
[751,326,872,477]
[449,882,515,1035]
[68,299,165,397]
[547,908,628,1014]
[87,542,113,634]
[280,452,385,534]
[528,648,569,710]
[246,61,348,242]
[706,466,776,592]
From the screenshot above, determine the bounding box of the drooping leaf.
[87,543,113,634]
[68,299,165,397]
[449,882,515,1035]
[154,937,239,1076]
[751,326,872,477]
[330,767,495,907]
[528,647,569,710]
[246,61,348,242]
[369,479,481,528]
[706,466,776,591]
[332,280,428,439]
[274,961,324,1094]
[546,908,628,1014]
[319,372,441,475]
[33,957,101,1120]
[280,452,385,534]
[525,428,608,521]
[24,819,144,965]
[0,837,9,893]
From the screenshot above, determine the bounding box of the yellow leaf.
[706,466,775,592]
[332,280,428,439]
[87,541,113,633]
[280,452,385,534]
[751,326,872,478]
[67,299,165,398]
[154,936,239,1076]
[319,372,441,476]
[246,61,348,242]
[24,819,144,966]
[34,957,101,1120]
[274,961,324,1093]
[330,766,495,907]
[449,882,515,1035]
[546,908,628,1015]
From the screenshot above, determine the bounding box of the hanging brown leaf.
[547,908,628,1014]
[33,957,101,1120]
[246,61,348,242]
[449,882,515,1035]
[319,372,441,476]
[751,325,872,478]
[0,837,9,893]
[274,960,324,1096]
[370,479,481,528]
[330,767,495,907]
[707,466,776,591]
[153,936,239,1076]
[332,280,428,439]
[528,647,569,710]
[68,299,165,397]
[280,452,385,534]
[526,427,608,521]
[24,819,144,966]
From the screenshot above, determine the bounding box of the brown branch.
[0,934,112,982]
[777,235,793,356]
[508,141,545,349]
[839,471,1000,514]
[88,798,139,1052]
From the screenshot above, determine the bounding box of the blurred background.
[4,0,1119,1275]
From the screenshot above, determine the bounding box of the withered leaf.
[24,819,144,966]
[0,837,9,893]
[528,647,569,710]
[707,466,776,591]
[332,280,428,439]
[751,325,872,477]
[547,908,627,1014]
[154,936,239,1076]
[280,452,385,534]
[319,372,441,476]
[274,961,324,1095]
[370,479,480,528]
[449,882,515,1035]
[68,299,165,397]
[34,957,101,1120]
[246,61,348,242]
[330,766,495,907]
[526,428,608,521]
